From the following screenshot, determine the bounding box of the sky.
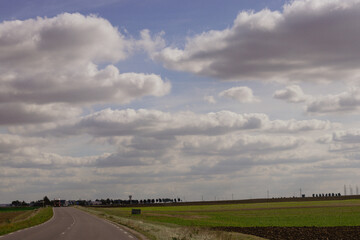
[1,0,360,203]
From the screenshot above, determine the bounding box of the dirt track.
[213,226,360,240]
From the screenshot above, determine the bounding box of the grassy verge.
[81,206,265,240]
[0,207,53,236]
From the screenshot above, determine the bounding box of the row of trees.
[10,196,183,207]
[94,198,182,205]
[11,196,52,207]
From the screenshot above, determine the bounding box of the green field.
[84,199,360,239]
[0,207,39,212]
[90,199,360,227]
[0,207,53,236]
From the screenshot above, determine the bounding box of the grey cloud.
[0,103,81,125]
[274,85,360,115]
[95,153,148,168]
[155,0,360,82]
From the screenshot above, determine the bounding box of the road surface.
[1,207,139,240]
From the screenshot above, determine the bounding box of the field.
[0,207,53,236]
[86,199,360,240]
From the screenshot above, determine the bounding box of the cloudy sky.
[1,0,360,203]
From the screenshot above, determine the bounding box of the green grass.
[90,199,360,227]
[0,207,53,236]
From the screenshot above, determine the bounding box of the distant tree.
[12,200,21,206]
[178,198,181,202]
[43,196,51,206]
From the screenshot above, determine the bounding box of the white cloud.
[136,29,166,57]
[0,13,170,125]
[154,0,360,82]
[306,88,360,114]
[267,119,338,133]
[181,134,303,156]
[219,86,259,103]
[332,129,360,144]
[22,108,339,138]
[203,95,216,104]
[273,85,310,103]
[60,109,271,137]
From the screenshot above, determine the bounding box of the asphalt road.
[1,207,139,240]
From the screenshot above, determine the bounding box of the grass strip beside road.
[0,207,53,236]
[82,206,265,240]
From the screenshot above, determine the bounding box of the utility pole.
[356,185,359,195]
[267,190,269,199]
[344,185,347,196]
[300,188,302,198]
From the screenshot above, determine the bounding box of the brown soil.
[212,226,360,240]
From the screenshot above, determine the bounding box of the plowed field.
[213,226,360,240]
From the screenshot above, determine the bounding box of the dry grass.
[0,207,53,236]
[0,210,35,225]
[80,207,265,240]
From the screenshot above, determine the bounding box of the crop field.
[0,207,53,236]
[88,199,360,239]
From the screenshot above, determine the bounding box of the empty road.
[1,207,139,240]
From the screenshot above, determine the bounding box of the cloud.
[219,86,259,103]
[23,108,338,138]
[267,119,338,133]
[0,13,170,125]
[181,134,303,156]
[306,88,360,114]
[56,109,270,138]
[317,129,360,157]
[0,134,43,154]
[332,129,360,144]
[273,85,310,103]
[136,29,166,57]
[203,95,216,104]
[273,85,360,114]
[0,103,81,125]
[154,0,360,82]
